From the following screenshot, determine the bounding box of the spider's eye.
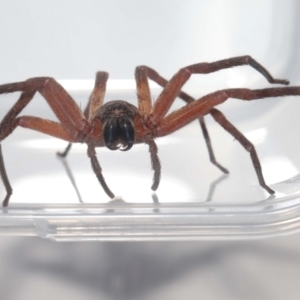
[103,118,135,151]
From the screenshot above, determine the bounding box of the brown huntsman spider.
[0,55,299,206]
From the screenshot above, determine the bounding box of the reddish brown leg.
[87,144,115,199]
[39,78,88,134]
[86,72,109,121]
[135,65,228,173]
[157,87,300,136]
[0,90,36,141]
[156,86,300,194]
[210,108,274,194]
[144,137,161,190]
[57,72,110,199]
[17,116,77,141]
[135,66,162,188]
[58,72,109,157]
[0,90,36,206]
[0,115,75,206]
[0,77,88,136]
[60,143,114,201]
[0,78,90,206]
[135,66,152,115]
[147,56,288,125]
[0,78,86,164]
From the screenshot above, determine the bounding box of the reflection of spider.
[0,55,298,206]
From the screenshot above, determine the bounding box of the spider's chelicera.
[98,101,137,151]
[0,55,299,206]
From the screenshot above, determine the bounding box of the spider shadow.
[56,153,84,203]
[56,154,229,208]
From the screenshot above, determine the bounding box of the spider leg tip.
[265,186,275,195]
[283,80,290,85]
[56,152,64,157]
[109,192,116,199]
[273,79,289,85]
[151,185,158,191]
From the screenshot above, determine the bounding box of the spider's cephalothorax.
[97,100,138,151]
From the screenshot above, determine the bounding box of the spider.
[0,55,299,207]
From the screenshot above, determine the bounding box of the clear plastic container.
[1,1,300,241]
[1,85,300,241]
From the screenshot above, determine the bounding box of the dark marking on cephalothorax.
[97,100,138,120]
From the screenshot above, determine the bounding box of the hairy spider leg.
[0,86,79,206]
[156,86,300,194]
[0,77,89,137]
[84,72,114,199]
[135,66,152,115]
[144,137,161,190]
[0,81,77,206]
[135,66,161,190]
[0,90,36,141]
[86,72,109,121]
[48,72,114,199]
[58,72,109,157]
[0,77,113,205]
[148,55,289,125]
[135,65,229,174]
[136,56,289,188]
[157,87,300,136]
[88,144,114,198]
[210,108,273,194]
